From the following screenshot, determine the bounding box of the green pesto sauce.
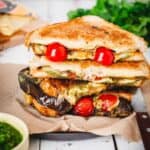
[0,122,23,150]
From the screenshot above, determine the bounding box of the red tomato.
[73,97,94,117]
[94,47,114,66]
[99,94,118,111]
[45,42,67,61]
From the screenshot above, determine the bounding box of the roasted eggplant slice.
[18,68,72,116]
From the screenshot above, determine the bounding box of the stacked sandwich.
[18,16,150,117]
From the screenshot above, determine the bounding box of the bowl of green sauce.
[0,113,29,150]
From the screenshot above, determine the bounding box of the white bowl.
[0,113,29,150]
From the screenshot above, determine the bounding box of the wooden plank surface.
[115,136,144,150]
[40,136,115,150]
[29,135,145,150]
[29,137,40,150]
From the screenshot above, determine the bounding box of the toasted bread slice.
[25,15,147,53]
[30,56,150,80]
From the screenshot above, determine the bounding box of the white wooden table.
[1,0,150,149]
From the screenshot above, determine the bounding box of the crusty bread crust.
[25,16,147,53]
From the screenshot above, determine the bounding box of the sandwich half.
[18,68,133,117]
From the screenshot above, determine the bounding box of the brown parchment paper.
[0,64,141,141]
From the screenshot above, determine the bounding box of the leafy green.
[67,0,150,45]
[0,122,22,150]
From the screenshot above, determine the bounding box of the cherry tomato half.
[94,47,114,66]
[99,94,118,111]
[45,42,67,62]
[73,97,94,117]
